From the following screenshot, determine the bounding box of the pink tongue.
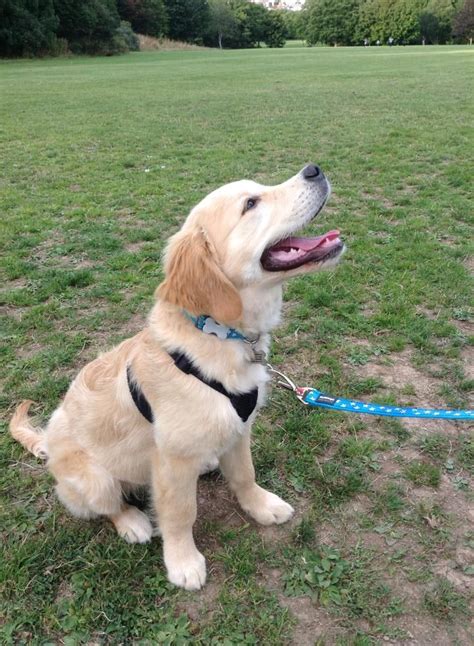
[270,230,340,252]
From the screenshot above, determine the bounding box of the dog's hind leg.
[50,436,123,518]
[52,452,153,543]
[48,424,153,543]
[53,452,153,543]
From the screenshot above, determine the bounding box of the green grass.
[423,578,470,622]
[403,460,441,487]
[1,46,473,643]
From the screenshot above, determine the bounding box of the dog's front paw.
[239,486,294,526]
[165,548,206,591]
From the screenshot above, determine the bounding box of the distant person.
[364,38,369,47]
[376,39,380,46]
[422,37,426,45]
[388,36,394,46]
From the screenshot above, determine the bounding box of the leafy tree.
[420,0,457,43]
[245,1,270,45]
[453,0,474,42]
[117,0,168,37]
[0,0,59,56]
[278,9,305,39]
[54,0,124,54]
[357,0,380,42]
[205,0,284,48]
[358,0,426,45]
[264,10,286,47]
[206,0,239,48]
[305,0,361,46]
[219,0,267,48]
[164,0,210,42]
[391,0,426,42]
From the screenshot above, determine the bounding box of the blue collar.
[183,312,259,344]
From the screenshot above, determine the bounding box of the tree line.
[0,0,287,56]
[0,0,472,57]
[301,0,474,46]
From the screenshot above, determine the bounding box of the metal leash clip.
[251,350,267,364]
[266,364,310,405]
[242,334,268,364]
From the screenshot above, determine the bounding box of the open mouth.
[261,230,344,272]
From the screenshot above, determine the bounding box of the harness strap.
[126,354,258,424]
[170,351,258,422]
[126,365,154,423]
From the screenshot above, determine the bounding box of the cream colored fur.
[10,166,341,590]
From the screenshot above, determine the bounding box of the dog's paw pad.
[166,550,206,591]
[112,507,153,544]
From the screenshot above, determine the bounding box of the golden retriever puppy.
[10,164,344,590]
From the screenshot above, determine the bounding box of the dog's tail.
[9,400,48,459]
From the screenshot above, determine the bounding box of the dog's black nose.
[302,164,323,180]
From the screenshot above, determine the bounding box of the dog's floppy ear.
[157,228,242,325]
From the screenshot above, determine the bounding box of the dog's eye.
[243,197,259,214]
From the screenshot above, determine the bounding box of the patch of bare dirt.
[264,568,343,645]
[16,341,43,360]
[433,559,472,593]
[114,209,148,226]
[56,254,95,269]
[25,230,95,270]
[31,231,66,264]
[361,303,377,317]
[389,586,472,645]
[461,345,474,381]
[54,579,74,603]
[195,473,245,534]
[464,256,474,275]
[177,583,221,630]
[0,277,28,293]
[397,185,418,196]
[194,472,309,547]
[416,306,442,322]
[360,189,396,210]
[353,349,472,436]
[0,303,29,321]
[356,349,438,404]
[454,319,473,337]
[124,241,146,254]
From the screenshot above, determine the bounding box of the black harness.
[127,365,154,424]
[127,351,258,424]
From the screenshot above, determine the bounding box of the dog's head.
[158,165,345,324]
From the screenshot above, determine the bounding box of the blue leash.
[268,365,474,421]
[181,312,473,421]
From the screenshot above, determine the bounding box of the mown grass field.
[1,45,473,644]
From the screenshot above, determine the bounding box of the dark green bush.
[0,0,59,57]
[116,20,140,51]
[54,0,123,55]
[117,0,168,38]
